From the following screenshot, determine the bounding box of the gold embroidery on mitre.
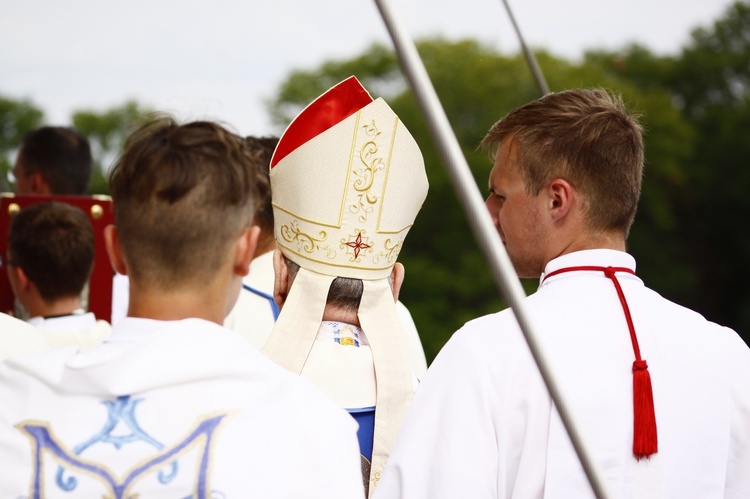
[350,120,385,223]
[280,220,333,256]
[375,116,400,231]
[373,237,403,265]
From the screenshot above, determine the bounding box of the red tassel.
[543,266,659,461]
[632,359,658,460]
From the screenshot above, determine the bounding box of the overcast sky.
[1,0,737,137]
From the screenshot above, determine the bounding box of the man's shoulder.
[437,307,527,368]
[0,318,354,427]
[0,312,43,337]
[456,306,522,339]
[145,319,354,412]
[0,345,77,408]
[0,313,50,360]
[639,286,748,348]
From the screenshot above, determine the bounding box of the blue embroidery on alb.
[18,395,229,499]
[56,395,178,490]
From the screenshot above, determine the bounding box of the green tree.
[671,1,750,339]
[585,1,750,344]
[269,39,694,362]
[0,96,44,191]
[72,100,153,195]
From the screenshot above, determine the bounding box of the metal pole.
[500,0,551,95]
[372,1,612,497]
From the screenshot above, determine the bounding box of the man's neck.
[25,295,82,319]
[322,306,360,327]
[550,231,627,262]
[126,278,233,325]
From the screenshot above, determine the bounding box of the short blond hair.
[482,88,644,235]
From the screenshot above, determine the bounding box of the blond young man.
[0,118,363,498]
[375,89,750,499]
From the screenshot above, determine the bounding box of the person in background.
[6,201,111,350]
[224,135,281,347]
[13,126,92,195]
[0,117,363,498]
[262,76,428,497]
[375,88,750,499]
[8,125,112,323]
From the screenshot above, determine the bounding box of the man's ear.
[390,262,405,302]
[548,178,574,221]
[7,264,30,294]
[30,172,51,194]
[104,225,128,276]
[272,249,289,308]
[234,225,261,277]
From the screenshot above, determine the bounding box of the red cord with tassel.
[632,359,658,459]
[543,265,658,460]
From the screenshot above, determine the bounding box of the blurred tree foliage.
[0,98,150,195]
[268,38,699,363]
[586,0,750,347]
[0,97,44,191]
[72,101,152,195]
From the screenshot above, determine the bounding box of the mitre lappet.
[262,75,428,495]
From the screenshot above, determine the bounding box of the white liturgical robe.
[28,310,111,351]
[0,317,364,498]
[224,250,279,349]
[0,312,49,361]
[375,249,750,499]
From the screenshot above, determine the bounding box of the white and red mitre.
[263,76,428,496]
[269,76,427,278]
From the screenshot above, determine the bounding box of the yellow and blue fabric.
[18,395,225,498]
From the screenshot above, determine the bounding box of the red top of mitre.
[270,76,373,168]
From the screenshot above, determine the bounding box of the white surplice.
[375,249,750,499]
[224,250,279,349]
[0,317,364,498]
[28,310,111,351]
[0,312,49,361]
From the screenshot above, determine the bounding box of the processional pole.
[372,1,613,497]
[500,0,551,96]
